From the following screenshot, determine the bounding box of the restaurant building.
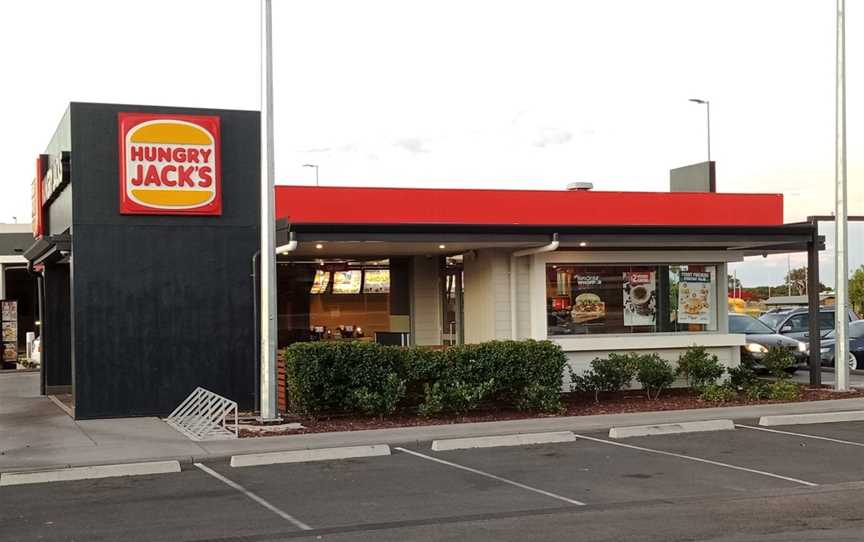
[27,102,822,419]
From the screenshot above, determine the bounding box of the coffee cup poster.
[677,271,712,324]
[623,271,656,326]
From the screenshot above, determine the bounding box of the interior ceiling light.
[315,243,324,249]
[439,244,446,249]
[579,241,588,247]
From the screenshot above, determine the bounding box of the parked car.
[758,306,858,342]
[819,320,864,370]
[729,313,807,373]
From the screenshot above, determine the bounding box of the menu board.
[1,301,16,322]
[332,270,362,294]
[677,271,713,324]
[623,271,656,326]
[1,300,17,364]
[570,274,606,324]
[309,270,331,294]
[363,269,390,294]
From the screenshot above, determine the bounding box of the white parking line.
[394,447,585,506]
[573,433,818,488]
[194,463,312,531]
[737,424,864,448]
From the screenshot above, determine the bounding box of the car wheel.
[850,353,861,371]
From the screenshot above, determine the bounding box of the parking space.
[0,468,290,541]
[613,422,864,486]
[398,437,801,506]
[5,420,864,540]
[203,451,567,531]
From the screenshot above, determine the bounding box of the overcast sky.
[1,1,860,286]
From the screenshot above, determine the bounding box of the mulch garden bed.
[237,384,864,438]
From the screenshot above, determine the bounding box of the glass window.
[546,264,717,336]
[784,314,808,332]
[818,312,835,330]
[729,314,776,334]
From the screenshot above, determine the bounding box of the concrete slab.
[609,419,734,439]
[230,444,391,467]
[0,460,181,486]
[758,410,864,426]
[431,431,575,451]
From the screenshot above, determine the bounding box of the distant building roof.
[765,293,834,307]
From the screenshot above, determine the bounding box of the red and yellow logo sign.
[118,113,221,215]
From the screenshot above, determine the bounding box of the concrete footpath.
[4,371,864,473]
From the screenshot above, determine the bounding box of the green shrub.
[744,382,771,401]
[767,380,801,401]
[677,346,725,391]
[727,364,760,390]
[283,339,567,417]
[635,354,675,400]
[699,383,737,402]
[571,353,638,402]
[762,347,796,379]
[353,373,407,418]
[418,379,495,417]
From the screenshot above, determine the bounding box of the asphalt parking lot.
[3,421,864,541]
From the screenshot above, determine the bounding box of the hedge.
[283,340,568,417]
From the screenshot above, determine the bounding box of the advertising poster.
[3,343,16,363]
[570,274,606,324]
[1,300,16,322]
[623,271,656,326]
[677,271,713,324]
[2,322,16,342]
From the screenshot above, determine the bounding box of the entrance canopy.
[274,186,819,257]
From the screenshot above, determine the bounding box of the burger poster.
[677,271,713,325]
[570,274,606,324]
[118,113,221,215]
[623,271,656,326]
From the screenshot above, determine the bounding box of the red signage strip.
[31,155,47,238]
[118,112,221,215]
[275,186,784,227]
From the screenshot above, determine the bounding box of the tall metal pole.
[706,101,711,162]
[834,0,849,391]
[259,0,278,418]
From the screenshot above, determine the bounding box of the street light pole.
[303,164,319,186]
[259,0,278,419]
[689,98,711,162]
[835,0,849,391]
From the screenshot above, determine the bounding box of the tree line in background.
[730,265,864,315]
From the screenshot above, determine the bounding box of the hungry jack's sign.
[118,113,221,215]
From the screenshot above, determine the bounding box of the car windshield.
[758,313,787,330]
[730,315,777,334]
[825,321,864,339]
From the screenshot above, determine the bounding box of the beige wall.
[411,256,442,346]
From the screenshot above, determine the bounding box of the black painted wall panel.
[65,103,260,418]
[42,264,71,389]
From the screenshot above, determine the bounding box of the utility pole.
[259,0,278,418]
[835,0,850,391]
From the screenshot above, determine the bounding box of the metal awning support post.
[807,225,821,387]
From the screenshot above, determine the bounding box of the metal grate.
[166,387,238,441]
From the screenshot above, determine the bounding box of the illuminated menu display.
[309,270,331,294]
[332,270,362,294]
[363,269,390,293]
